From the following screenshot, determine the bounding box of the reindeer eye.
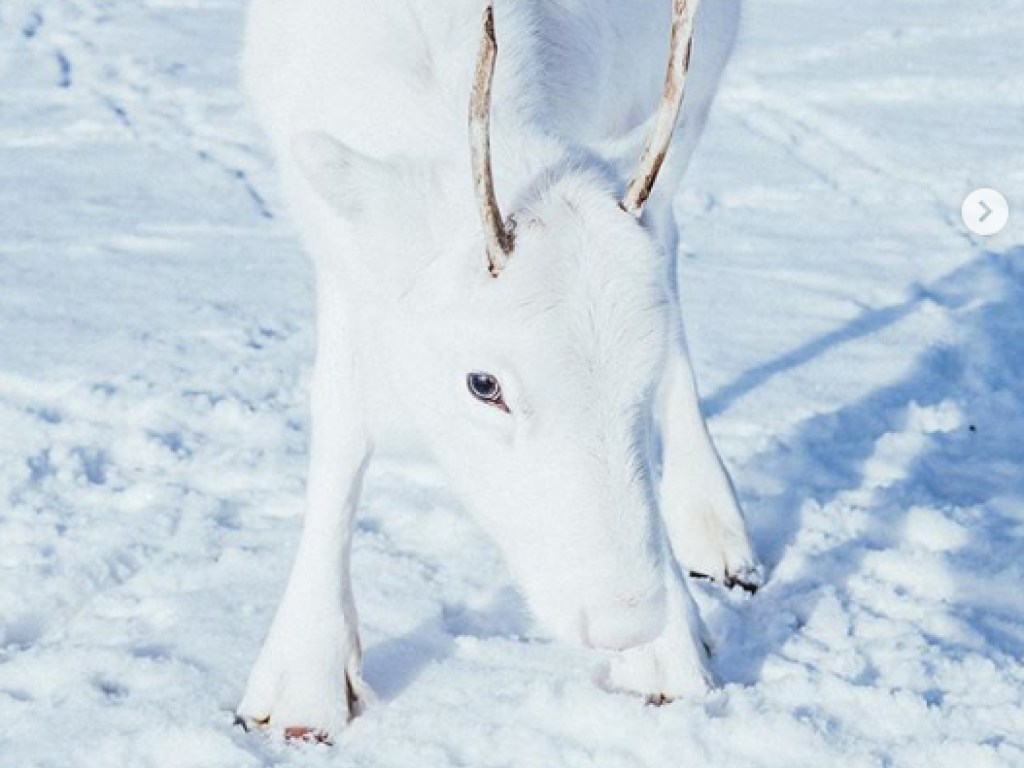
[467,372,509,412]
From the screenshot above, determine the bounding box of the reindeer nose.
[580,591,666,651]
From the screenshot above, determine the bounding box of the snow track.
[1,0,1023,766]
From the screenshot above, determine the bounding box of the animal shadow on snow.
[356,468,528,704]
[712,246,1024,684]
[362,586,528,702]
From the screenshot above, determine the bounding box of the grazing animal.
[237,0,761,740]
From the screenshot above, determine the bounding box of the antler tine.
[620,0,700,218]
[469,3,514,277]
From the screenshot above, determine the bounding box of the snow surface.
[2,0,1024,766]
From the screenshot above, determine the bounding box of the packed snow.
[1,0,1023,766]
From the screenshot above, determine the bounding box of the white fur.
[237,0,761,737]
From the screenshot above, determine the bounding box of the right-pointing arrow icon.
[962,188,1009,236]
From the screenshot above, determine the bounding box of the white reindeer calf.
[237,0,762,740]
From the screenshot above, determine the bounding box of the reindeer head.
[292,1,699,651]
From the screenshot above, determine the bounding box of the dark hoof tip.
[233,714,268,732]
[689,569,762,595]
[723,575,760,595]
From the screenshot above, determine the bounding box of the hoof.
[284,726,332,745]
[233,714,332,745]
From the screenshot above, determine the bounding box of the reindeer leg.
[237,265,374,739]
[656,315,763,592]
[603,545,717,700]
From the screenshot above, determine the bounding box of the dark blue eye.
[467,372,508,412]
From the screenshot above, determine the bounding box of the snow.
[1,0,1023,765]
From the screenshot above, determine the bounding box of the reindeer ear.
[291,131,386,218]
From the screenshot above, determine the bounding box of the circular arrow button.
[962,188,1009,236]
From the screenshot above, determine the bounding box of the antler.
[620,0,700,218]
[469,3,514,277]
